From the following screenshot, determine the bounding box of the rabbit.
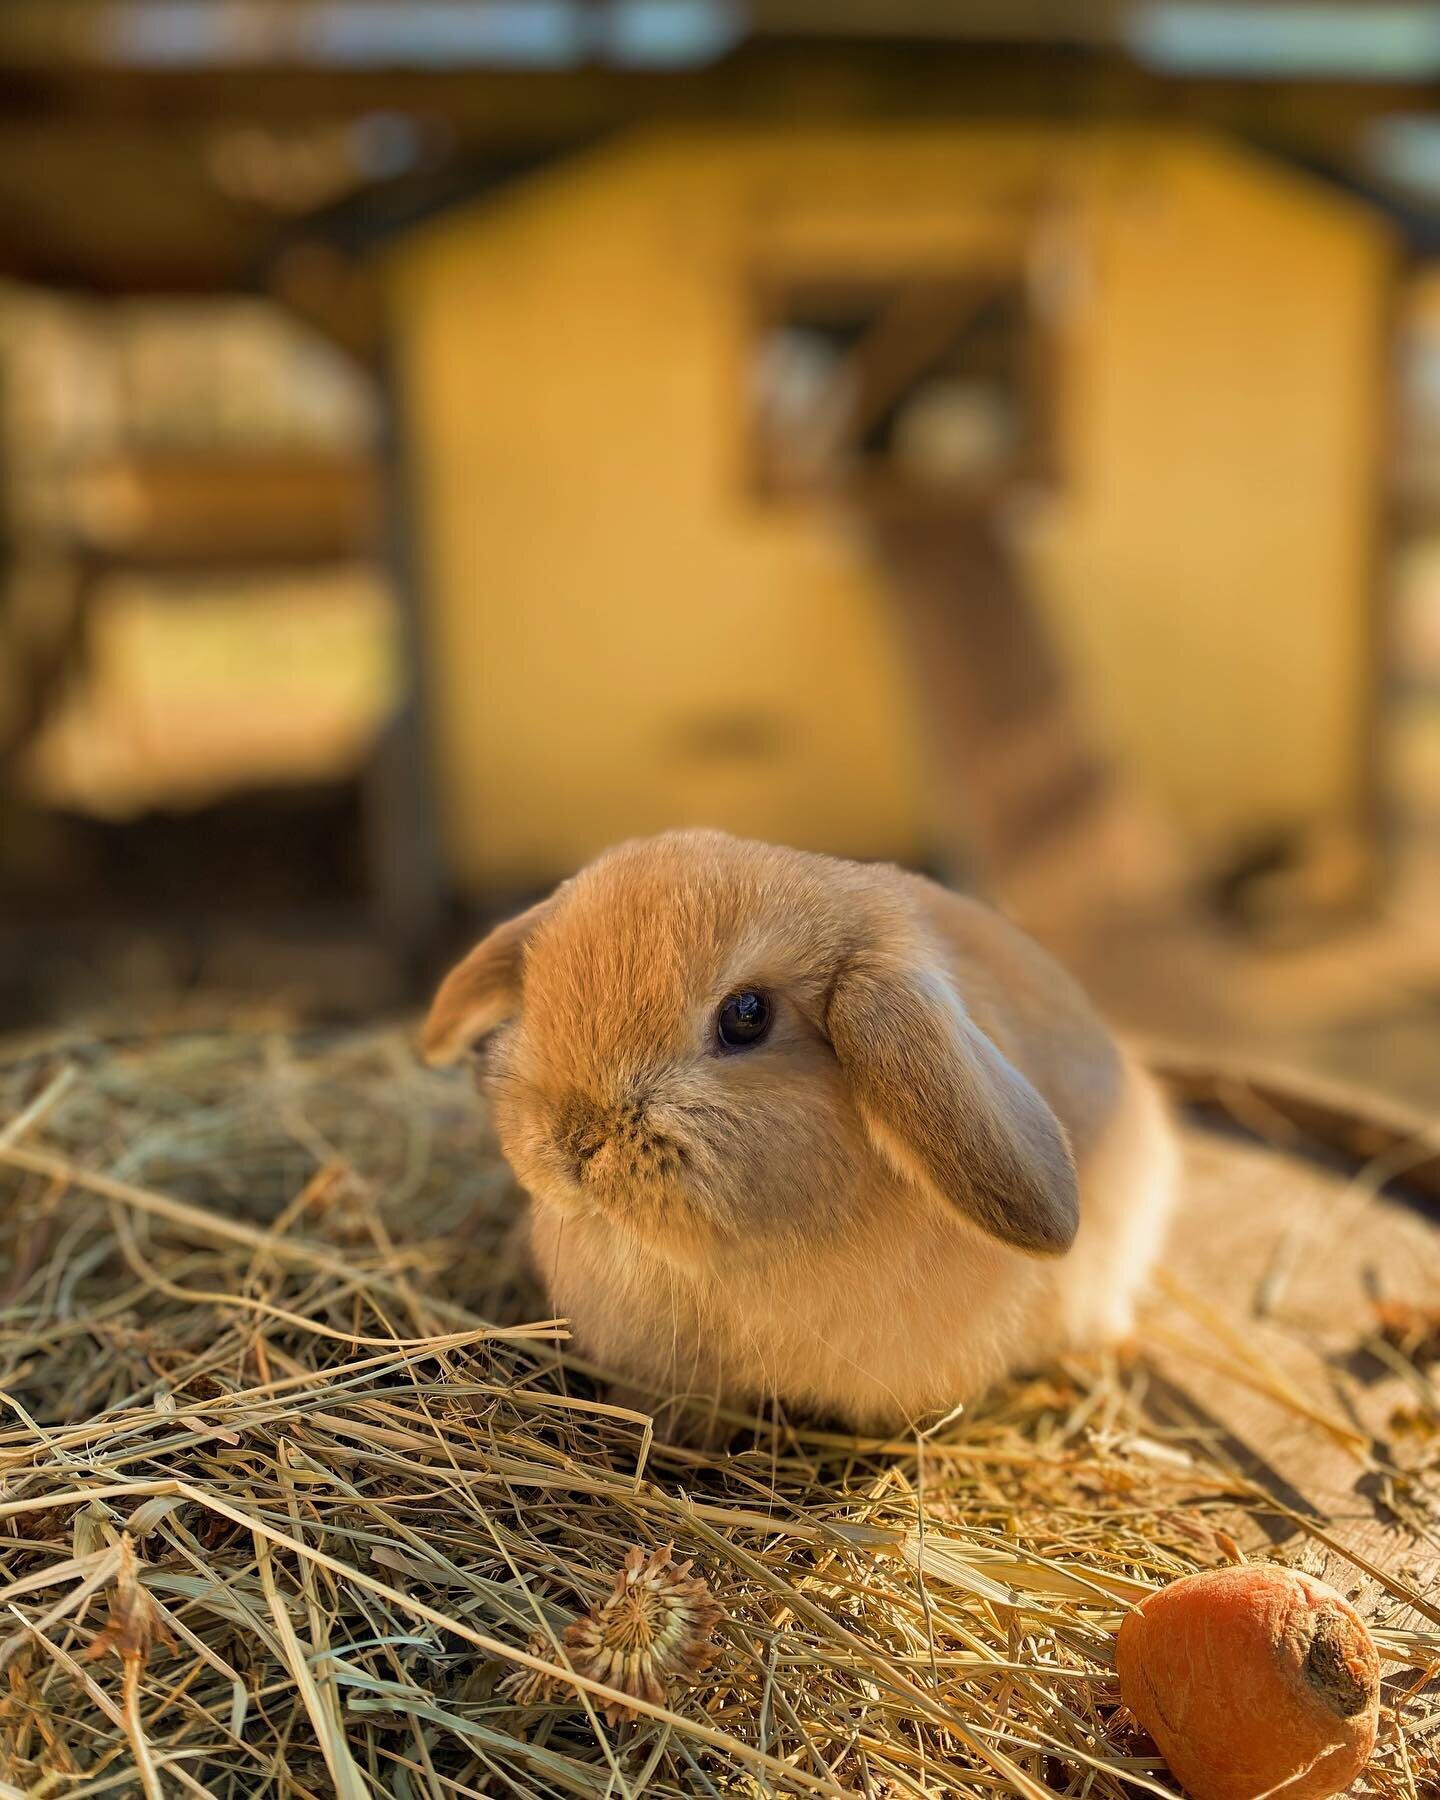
[421,829,1177,1433]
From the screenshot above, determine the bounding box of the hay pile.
[0,1027,1436,1798]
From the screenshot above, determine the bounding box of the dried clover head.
[502,1543,722,1725]
[502,1631,567,1710]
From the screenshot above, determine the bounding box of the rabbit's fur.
[424,830,1176,1431]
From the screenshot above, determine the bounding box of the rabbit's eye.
[716,989,772,1050]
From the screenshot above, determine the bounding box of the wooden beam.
[844,282,1008,449]
[0,37,1431,294]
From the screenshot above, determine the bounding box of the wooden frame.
[742,257,1060,510]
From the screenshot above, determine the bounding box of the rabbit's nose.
[554,1090,655,1184]
[554,1092,609,1180]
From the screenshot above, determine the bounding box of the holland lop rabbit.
[422,830,1176,1431]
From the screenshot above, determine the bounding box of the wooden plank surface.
[1151,1122,1440,1633]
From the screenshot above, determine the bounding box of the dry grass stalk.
[0,1026,1434,1797]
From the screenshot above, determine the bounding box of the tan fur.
[423,830,1177,1432]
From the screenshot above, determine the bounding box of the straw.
[1,1026,1435,1797]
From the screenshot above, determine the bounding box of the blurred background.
[1,0,1438,1108]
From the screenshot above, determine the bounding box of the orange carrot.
[1116,1563,1380,1800]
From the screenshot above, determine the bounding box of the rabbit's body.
[424,832,1177,1431]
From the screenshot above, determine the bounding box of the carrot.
[1115,1563,1380,1800]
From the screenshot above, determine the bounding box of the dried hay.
[0,1027,1436,1798]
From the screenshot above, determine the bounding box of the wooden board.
[1151,1121,1440,1633]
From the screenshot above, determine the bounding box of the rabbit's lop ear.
[420,898,553,1066]
[827,948,1079,1255]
